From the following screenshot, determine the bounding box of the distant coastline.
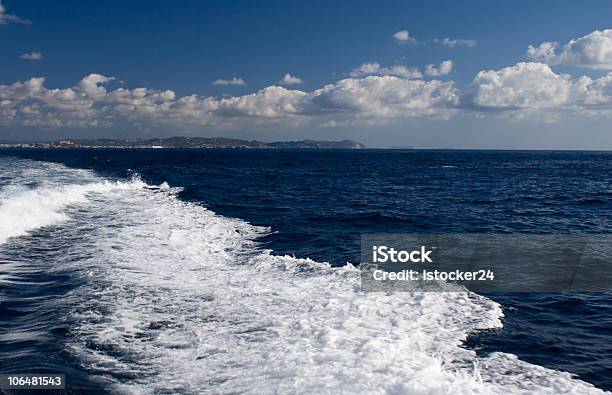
[0,136,366,150]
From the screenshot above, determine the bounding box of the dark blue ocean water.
[0,148,611,392]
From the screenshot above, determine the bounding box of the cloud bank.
[3,27,612,133]
[0,73,460,130]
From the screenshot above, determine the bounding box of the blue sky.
[2,0,612,148]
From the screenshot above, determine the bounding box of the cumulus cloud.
[19,51,43,61]
[311,76,458,118]
[527,29,612,70]
[558,29,612,69]
[460,61,612,118]
[572,73,612,109]
[0,1,31,24]
[350,62,423,79]
[211,77,246,86]
[425,60,453,76]
[79,74,115,99]
[434,38,477,47]
[393,30,414,43]
[526,42,559,63]
[462,62,572,111]
[279,74,303,85]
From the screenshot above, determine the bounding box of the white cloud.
[311,76,458,118]
[461,61,612,117]
[526,42,559,63]
[527,29,612,70]
[434,38,477,48]
[0,1,30,24]
[350,62,423,79]
[559,29,612,69]
[4,63,612,132]
[425,60,453,76]
[79,74,114,99]
[19,51,43,61]
[214,86,307,119]
[572,73,612,108]
[0,73,460,130]
[211,77,246,86]
[463,62,572,110]
[393,30,414,43]
[393,31,476,48]
[279,74,303,85]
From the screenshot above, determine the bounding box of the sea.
[0,148,610,394]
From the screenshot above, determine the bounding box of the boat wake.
[0,157,606,394]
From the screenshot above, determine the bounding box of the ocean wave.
[0,157,607,394]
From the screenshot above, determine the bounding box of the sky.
[1,0,612,149]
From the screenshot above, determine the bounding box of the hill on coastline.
[1,137,366,149]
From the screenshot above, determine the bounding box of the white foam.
[0,180,150,245]
[0,164,149,245]
[0,157,607,394]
